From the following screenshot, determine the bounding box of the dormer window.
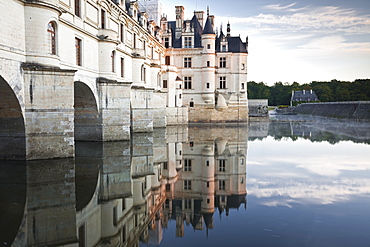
[222,45,227,52]
[184,37,192,48]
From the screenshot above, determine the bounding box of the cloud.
[264,2,307,12]
[220,5,370,36]
[248,178,370,206]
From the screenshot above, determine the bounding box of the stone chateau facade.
[0,0,248,160]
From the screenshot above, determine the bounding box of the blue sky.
[160,0,370,85]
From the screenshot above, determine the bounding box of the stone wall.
[188,106,248,123]
[293,101,370,120]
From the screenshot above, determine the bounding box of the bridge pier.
[97,78,132,141]
[22,63,76,160]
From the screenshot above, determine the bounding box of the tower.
[201,16,216,106]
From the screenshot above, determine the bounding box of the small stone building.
[291,90,319,106]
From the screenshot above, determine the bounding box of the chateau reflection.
[0,125,248,246]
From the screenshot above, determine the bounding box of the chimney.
[175,6,184,39]
[310,89,313,94]
[209,15,215,28]
[303,90,305,95]
[195,11,204,27]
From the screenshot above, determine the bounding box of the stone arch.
[74,81,102,141]
[0,76,26,160]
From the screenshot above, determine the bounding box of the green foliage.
[248,79,370,105]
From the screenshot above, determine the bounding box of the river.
[1,115,369,246]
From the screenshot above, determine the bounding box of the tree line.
[247,79,370,106]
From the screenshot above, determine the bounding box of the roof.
[202,17,215,35]
[291,90,319,101]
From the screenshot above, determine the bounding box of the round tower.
[24,0,61,66]
[201,16,216,105]
[201,145,215,214]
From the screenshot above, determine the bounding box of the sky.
[159,0,370,85]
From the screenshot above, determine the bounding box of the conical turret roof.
[202,17,215,35]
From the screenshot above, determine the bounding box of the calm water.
[1,115,370,247]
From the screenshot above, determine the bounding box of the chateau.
[0,0,249,160]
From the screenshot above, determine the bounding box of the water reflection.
[1,117,370,246]
[0,125,247,246]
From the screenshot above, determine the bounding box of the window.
[101,9,106,29]
[163,80,168,88]
[78,225,85,247]
[120,24,124,42]
[207,44,211,49]
[75,37,82,66]
[189,101,194,107]
[184,77,192,89]
[240,158,244,165]
[120,57,124,77]
[219,159,226,172]
[163,162,168,170]
[207,198,210,204]
[184,159,192,171]
[113,206,118,225]
[190,141,194,147]
[206,181,210,188]
[165,199,170,209]
[165,56,170,65]
[222,45,227,52]
[207,61,210,67]
[111,51,115,72]
[141,65,146,82]
[220,77,226,89]
[206,83,210,89]
[240,177,244,184]
[241,83,245,90]
[184,37,192,48]
[184,180,191,190]
[184,57,192,68]
[75,0,80,17]
[122,199,126,211]
[185,199,191,209]
[220,57,226,68]
[164,38,170,48]
[47,22,56,55]
[166,184,171,191]
[241,63,245,70]
[133,33,136,48]
[206,160,209,167]
[179,94,182,99]
[219,180,226,190]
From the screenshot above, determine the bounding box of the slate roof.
[216,35,248,53]
[166,13,248,53]
[202,17,215,35]
[291,90,319,102]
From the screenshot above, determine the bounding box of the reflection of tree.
[262,119,370,145]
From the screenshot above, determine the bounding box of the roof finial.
[207,6,209,16]
[227,20,231,37]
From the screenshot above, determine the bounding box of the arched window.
[47,22,56,55]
